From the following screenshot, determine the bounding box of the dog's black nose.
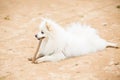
[35,34,37,38]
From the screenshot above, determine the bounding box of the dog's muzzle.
[35,34,45,40]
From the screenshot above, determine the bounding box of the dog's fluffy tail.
[106,42,119,48]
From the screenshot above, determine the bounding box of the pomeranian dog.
[34,18,117,63]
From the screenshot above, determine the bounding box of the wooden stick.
[30,39,43,63]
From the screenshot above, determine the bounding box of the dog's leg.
[106,42,119,49]
[35,52,66,63]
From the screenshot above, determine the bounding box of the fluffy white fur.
[35,18,117,63]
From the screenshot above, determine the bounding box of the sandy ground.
[0,0,120,80]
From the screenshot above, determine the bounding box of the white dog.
[34,18,117,63]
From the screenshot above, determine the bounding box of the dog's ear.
[46,22,52,31]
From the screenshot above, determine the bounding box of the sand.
[0,0,120,80]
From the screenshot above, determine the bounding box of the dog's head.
[35,18,54,40]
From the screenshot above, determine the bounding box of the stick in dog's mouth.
[28,38,44,63]
[37,37,45,40]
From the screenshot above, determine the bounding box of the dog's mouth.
[37,37,45,40]
[35,34,45,40]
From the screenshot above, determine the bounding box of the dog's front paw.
[35,58,47,63]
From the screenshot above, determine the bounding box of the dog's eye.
[41,31,44,34]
